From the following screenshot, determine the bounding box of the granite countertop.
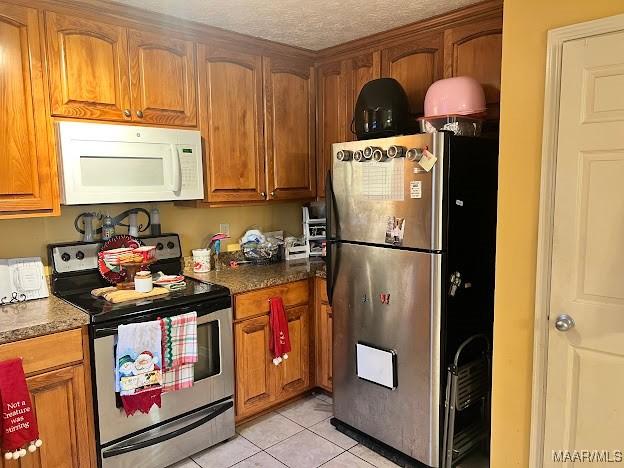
[185,258,326,294]
[0,295,90,346]
[0,259,326,346]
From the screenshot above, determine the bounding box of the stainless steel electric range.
[48,234,234,468]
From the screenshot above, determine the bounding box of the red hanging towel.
[269,297,291,366]
[0,359,43,460]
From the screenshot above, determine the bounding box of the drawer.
[235,280,309,320]
[0,328,84,376]
[316,277,328,304]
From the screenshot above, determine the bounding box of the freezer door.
[330,133,445,251]
[332,242,442,466]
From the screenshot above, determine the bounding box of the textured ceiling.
[109,0,482,50]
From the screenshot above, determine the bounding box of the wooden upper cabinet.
[346,51,381,140]
[0,4,58,216]
[316,60,347,198]
[264,57,316,201]
[444,17,503,118]
[45,13,131,121]
[381,33,444,116]
[128,29,197,126]
[199,45,266,203]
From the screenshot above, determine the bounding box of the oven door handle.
[102,400,233,459]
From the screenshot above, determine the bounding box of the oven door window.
[195,319,221,380]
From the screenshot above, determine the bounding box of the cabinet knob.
[136,110,144,118]
[123,109,131,118]
[270,191,275,198]
[260,192,266,198]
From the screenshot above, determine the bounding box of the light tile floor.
[169,393,488,468]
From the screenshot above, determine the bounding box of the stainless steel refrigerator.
[326,132,498,468]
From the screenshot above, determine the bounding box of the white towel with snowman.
[115,321,163,395]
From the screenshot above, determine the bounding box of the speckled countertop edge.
[0,259,326,346]
[0,294,90,346]
[185,259,326,294]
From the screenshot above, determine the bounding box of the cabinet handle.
[260,192,266,198]
[270,191,275,198]
[123,109,131,118]
[136,110,144,118]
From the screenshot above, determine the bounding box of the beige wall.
[0,203,302,265]
[491,1,624,466]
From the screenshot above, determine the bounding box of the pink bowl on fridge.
[424,76,486,117]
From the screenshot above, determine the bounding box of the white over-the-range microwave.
[57,121,204,205]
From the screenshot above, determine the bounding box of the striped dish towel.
[160,312,198,393]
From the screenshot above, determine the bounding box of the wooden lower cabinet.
[275,305,310,399]
[234,282,312,421]
[315,278,333,391]
[0,329,94,468]
[234,314,277,419]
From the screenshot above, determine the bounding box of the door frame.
[530,12,624,467]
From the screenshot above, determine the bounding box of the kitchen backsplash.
[0,202,303,266]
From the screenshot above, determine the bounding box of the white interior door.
[543,30,624,466]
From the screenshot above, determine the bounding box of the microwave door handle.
[171,146,182,193]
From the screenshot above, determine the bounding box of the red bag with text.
[0,359,43,460]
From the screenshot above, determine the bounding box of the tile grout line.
[263,450,289,467]
[227,434,264,467]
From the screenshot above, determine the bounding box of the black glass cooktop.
[55,276,230,324]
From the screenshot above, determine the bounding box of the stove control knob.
[76,251,85,260]
[61,253,71,262]
[167,241,175,249]
[156,242,164,251]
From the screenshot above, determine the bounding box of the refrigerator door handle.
[325,170,334,240]
[326,241,333,305]
[325,170,338,305]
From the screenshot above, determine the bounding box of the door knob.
[136,110,144,118]
[555,314,575,332]
[123,109,131,118]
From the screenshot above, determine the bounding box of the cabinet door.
[234,315,276,420]
[346,51,381,141]
[0,4,58,215]
[45,12,131,121]
[316,61,347,198]
[264,57,316,201]
[443,17,503,119]
[381,34,444,116]
[199,45,266,203]
[128,29,197,126]
[0,366,91,468]
[316,302,333,392]
[275,305,311,399]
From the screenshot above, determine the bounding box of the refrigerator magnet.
[418,149,437,172]
[384,216,405,246]
[410,180,422,199]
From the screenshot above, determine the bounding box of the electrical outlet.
[219,223,230,237]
